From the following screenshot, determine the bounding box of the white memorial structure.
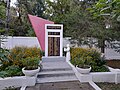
[45,24,63,57]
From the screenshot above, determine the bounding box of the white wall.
[1,36,70,49]
[1,36,120,59]
[105,48,120,60]
[2,36,40,49]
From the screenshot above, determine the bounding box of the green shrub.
[0,48,10,65]
[8,46,42,67]
[0,48,13,71]
[0,71,9,78]
[71,48,87,60]
[73,55,94,68]
[0,65,23,78]
[92,65,109,72]
[5,65,23,76]
[70,48,109,72]
[0,46,42,77]
[22,57,40,70]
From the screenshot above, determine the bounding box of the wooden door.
[48,37,60,56]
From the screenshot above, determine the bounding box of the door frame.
[45,24,63,57]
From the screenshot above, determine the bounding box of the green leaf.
[100,6,111,12]
[117,15,120,22]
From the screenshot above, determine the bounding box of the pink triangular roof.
[28,14,54,51]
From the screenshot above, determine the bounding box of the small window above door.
[48,32,60,35]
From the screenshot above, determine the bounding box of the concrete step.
[37,57,78,83]
[42,56,66,62]
[37,75,78,83]
[37,70,75,78]
[42,67,72,72]
[42,61,72,71]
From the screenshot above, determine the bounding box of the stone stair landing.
[42,56,66,62]
[37,57,78,83]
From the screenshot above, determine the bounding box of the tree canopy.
[0,0,120,52]
[45,0,120,53]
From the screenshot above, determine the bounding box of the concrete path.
[26,81,95,90]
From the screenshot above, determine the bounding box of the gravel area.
[96,83,120,90]
[26,81,95,90]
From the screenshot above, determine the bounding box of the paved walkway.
[26,81,95,90]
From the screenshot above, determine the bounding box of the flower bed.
[0,46,42,89]
[96,83,120,90]
[67,60,120,83]
[106,60,120,68]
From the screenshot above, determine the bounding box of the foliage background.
[0,46,41,77]
[70,47,109,72]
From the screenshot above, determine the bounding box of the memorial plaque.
[47,26,61,29]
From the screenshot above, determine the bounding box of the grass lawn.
[96,83,120,90]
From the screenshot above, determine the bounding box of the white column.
[60,25,63,57]
[45,25,48,57]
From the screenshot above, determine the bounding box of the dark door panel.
[48,37,60,56]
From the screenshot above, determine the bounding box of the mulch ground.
[106,60,120,68]
[96,83,120,90]
[26,81,95,90]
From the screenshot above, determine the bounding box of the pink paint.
[28,14,54,51]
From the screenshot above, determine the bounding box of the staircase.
[37,57,78,83]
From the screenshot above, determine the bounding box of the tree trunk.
[101,40,105,53]
[98,39,105,53]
